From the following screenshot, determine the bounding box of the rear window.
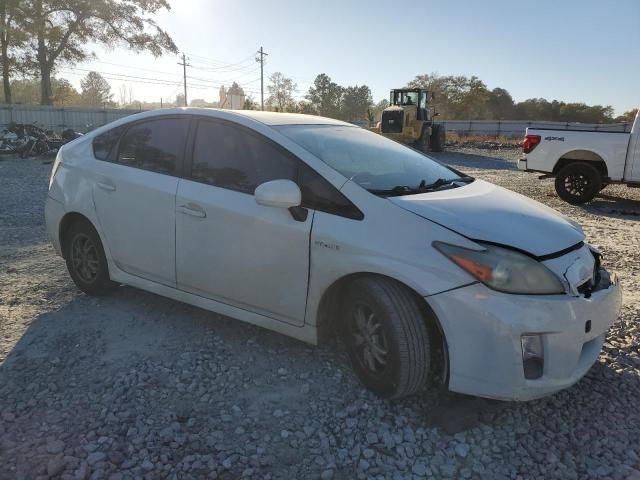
[116,118,188,176]
[93,126,126,161]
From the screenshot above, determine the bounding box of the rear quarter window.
[93,125,126,161]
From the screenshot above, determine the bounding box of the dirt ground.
[0,149,639,480]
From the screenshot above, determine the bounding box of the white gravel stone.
[0,151,638,479]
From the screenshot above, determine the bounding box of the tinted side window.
[93,125,126,161]
[116,118,188,175]
[191,120,296,194]
[299,164,363,220]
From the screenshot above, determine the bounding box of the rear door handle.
[178,204,206,218]
[97,181,116,192]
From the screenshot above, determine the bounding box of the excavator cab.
[390,89,430,121]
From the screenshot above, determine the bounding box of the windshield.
[276,124,468,194]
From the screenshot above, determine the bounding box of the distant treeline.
[405,73,636,124]
[1,72,636,125]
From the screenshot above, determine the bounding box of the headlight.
[434,241,565,294]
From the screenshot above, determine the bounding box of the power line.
[182,52,255,69]
[58,68,234,92]
[189,61,258,74]
[62,66,262,94]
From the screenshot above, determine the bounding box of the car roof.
[120,107,353,127]
[229,110,352,126]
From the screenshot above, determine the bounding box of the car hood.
[389,179,585,257]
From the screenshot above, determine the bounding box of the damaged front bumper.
[427,244,622,401]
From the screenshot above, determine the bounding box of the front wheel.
[414,126,430,153]
[341,277,431,399]
[554,162,602,204]
[430,124,446,152]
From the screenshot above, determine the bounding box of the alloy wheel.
[351,303,389,374]
[70,234,99,283]
[564,173,589,196]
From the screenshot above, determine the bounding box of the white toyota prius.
[45,108,622,401]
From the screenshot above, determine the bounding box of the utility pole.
[177,53,190,106]
[256,47,268,111]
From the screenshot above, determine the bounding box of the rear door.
[91,116,189,287]
[175,118,313,325]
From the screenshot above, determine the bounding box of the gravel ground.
[0,149,639,480]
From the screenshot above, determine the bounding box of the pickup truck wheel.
[341,277,431,399]
[554,162,601,204]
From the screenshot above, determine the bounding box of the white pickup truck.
[518,109,640,204]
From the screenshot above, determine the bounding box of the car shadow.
[582,192,640,220]
[0,284,637,478]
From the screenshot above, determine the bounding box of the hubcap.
[351,304,389,374]
[564,173,589,196]
[71,234,99,283]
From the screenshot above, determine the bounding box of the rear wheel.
[64,221,117,295]
[341,277,431,399]
[430,124,446,152]
[554,162,601,204]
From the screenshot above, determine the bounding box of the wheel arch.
[315,272,449,384]
[58,211,100,259]
[553,149,608,178]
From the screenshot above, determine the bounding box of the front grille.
[381,110,403,133]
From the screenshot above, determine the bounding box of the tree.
[7,77,40,103]
[80,71,112,106]
[0,0,32,103]
[306,73,342,117]
[24,0,177,105]
[487,87,515,120]
[266,72,296,112]
[370,99,389,123]
[340,84,372,121]
[407,73,492,119]
[52,77,80,105]
[615,108,638,124]
[242,96,258,110]
[296,100,315,115]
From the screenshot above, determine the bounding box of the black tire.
[554,162,602,204]
[414,126,431,152]
[64,221,117,295]
[341,277,431,399]
[430,123,446,152]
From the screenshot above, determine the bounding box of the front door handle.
[97,181,116,192]
[178,204,206,218]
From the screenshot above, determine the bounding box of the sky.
[69,0,639,115]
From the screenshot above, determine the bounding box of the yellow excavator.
[371,88,445,152]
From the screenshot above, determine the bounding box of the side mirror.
[254,179,301,209]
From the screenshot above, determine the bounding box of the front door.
[92,116,189,287]
[175,118,312,325]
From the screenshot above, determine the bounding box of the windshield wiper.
[368,176,474,197]
[367,185,420,197]
[418,176,474,191]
